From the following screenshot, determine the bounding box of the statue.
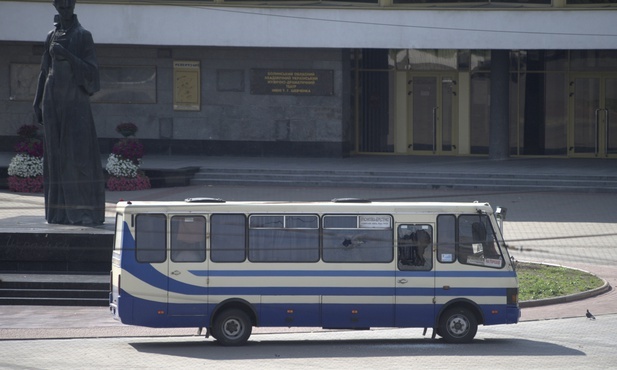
[33,0,105,225]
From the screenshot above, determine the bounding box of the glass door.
[570,74,617,157]
[407,73,457,155]
[395,223,435,327]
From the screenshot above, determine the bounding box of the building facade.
[1,0,616,158]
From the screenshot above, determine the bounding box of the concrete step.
[191,169,617,192]
[0,275,109,307]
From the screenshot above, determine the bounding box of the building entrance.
[407,73,458,155]
[570,73,617,157]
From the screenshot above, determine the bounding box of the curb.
[518,261,612,308]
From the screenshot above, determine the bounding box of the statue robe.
[36,15,105,225]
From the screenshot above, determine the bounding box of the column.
[489,50,510,160]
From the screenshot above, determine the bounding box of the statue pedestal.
[0,216,113,273]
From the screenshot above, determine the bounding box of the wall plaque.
[250,69,334,96]
[173,60,200,111]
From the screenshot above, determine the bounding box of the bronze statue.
[33,0,105,225]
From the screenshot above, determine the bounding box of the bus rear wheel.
[211,309,252,346]
[439,307,477,343]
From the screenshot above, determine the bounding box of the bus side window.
[211,214,246,262]
[397,225,432,271]
[135,214,167,263]
[249,214,319,262]
[171,216,206,263]
[437,215,456,263]
[323,215,393,263]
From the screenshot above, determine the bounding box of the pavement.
[0,154,616,339]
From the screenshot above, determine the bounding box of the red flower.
[13,124,44,158]
[14,139,44,158]
[8,175,44,193]
[111,138,144,162]
[106,174,151,191]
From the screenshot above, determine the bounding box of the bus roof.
[114,199,494,215]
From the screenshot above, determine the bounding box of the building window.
[567,0,617,4]
[394,0,550,4]
[389,50,458,71]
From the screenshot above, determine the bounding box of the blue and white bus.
[110,198,519,345]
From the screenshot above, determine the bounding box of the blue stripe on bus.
[433,271,516,278]
[208,286,399,296]
[200,270,396,277]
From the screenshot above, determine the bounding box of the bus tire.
[438,307,477,344]
[211,309,252,346]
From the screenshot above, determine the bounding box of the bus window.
[248,214,319,262]
[211,214,246,262]
[135,214,167,263]
[113,213,123,251]
[437,215,456,263]
[323,215,393,263]
[397,224,433,271]
[171,216,206,262]
[458,215,504,268]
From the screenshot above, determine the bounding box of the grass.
[517,262,604,302]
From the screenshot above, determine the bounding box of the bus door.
[167,215,209,316]
[395,223,436,327]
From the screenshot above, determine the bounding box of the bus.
[109,198,519,345]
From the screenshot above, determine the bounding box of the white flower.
[8,153,43,177]
[105,153,140,178]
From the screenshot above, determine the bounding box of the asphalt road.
[1,314,615,369]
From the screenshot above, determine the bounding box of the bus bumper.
[506,305,521,324]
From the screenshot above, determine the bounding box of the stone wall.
[0,42,350,157]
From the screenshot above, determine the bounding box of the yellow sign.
[173,61,200,111]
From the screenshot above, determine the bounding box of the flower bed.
[8,174,44,193]
[8,125,44,193]
[105,123,151,191]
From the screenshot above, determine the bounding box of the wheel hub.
[449,316,468,335]
[224,319,241,337]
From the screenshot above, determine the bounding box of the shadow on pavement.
[130,337,584,360]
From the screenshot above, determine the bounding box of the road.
[1,315,615,369]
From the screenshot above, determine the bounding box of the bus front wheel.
[438,307,478,344]
[211,309,252,346]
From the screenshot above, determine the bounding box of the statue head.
[53,0,76,23]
